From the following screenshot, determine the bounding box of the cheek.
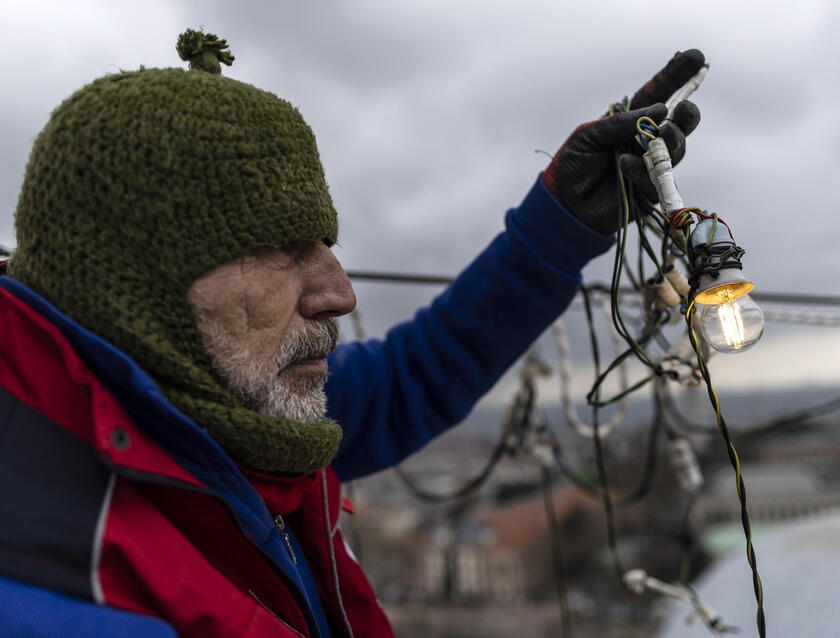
[239,282,301,353]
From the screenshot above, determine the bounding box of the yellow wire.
[635,116,659,140]
[706,213,720,247]
[684,300,766,633]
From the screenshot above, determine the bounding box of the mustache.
[278,318,340,369]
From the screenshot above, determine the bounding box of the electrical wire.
[541,464,573,638]
[394,353,542,503]
[660,377,840,439]
[332,84,839,635]
[553,294,629,438]
[685,300,766,638]
[582,285,626,580]
[349,306,513,505]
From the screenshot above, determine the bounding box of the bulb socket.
[689,219,754,304]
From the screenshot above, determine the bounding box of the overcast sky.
[2,0,839,406]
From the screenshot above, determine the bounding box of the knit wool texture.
[9,42,343,473]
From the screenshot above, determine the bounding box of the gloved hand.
[542,50,705,235]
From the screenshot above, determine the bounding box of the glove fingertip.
[673,100,701,135]
[659,122,686,160]
[679,49,706,70]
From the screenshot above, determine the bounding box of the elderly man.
[0,29,702,638]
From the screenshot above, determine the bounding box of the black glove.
[542,50,705,235]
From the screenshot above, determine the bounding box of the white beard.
[194,314,339,423]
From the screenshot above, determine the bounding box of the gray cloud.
[1,0,839,394]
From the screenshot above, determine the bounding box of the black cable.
[395,366,536,503]
[394,433,509,504]
[738,393,840,437]
[582,287,626,580]
[687,242,746,291]
[542,465,573,638]
[551,396,664,507]
[678,493,698,585]
[661,381,840,439]
[606,176,666,374]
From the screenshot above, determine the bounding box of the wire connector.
[667,438,704,494]
[664,265,691,296]
[652,277,682,310]
[661,334,703,386]
[643,137,684,213]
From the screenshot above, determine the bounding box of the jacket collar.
[0,276,285,542]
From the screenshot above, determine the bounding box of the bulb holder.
[688,219,754,304]
[694,269,754,305]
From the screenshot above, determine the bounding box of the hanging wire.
[541,463,573,638]
[552,292,629,438]
[332,75,840,634]
[395,351,546,503]
[623,569,737,634]
[684,300,766,638]
[581,285,626,580]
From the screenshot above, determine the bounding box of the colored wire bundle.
[576,100,767,635]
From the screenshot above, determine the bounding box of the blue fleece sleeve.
[326,175,614,481]
[0,575,178,638]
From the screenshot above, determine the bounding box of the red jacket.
[0,285,393,637]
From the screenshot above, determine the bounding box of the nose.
[299,242,357,321]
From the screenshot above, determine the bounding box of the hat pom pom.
[176,28,235,75]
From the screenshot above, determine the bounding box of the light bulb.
[698,290,764,353]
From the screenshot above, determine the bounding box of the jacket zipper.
[114,467,323,638]
[274,514,298,564]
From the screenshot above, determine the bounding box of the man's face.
[187,239,356,422]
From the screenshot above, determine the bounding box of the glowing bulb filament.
[716,302,746,350]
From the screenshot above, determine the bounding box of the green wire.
[685,304,767,638]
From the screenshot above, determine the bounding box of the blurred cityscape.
[338,386,840,638]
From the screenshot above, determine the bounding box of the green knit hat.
[9,29,343,473]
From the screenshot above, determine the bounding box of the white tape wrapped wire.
[645,64,709,216]
[623,568,733,635]
[552,296,629,438]
[665,64,709,122]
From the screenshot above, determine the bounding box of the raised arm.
[327,50,705,481]
[327,177,611,480]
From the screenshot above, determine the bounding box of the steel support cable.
[345,270,840,307]
[762,308,840,327]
